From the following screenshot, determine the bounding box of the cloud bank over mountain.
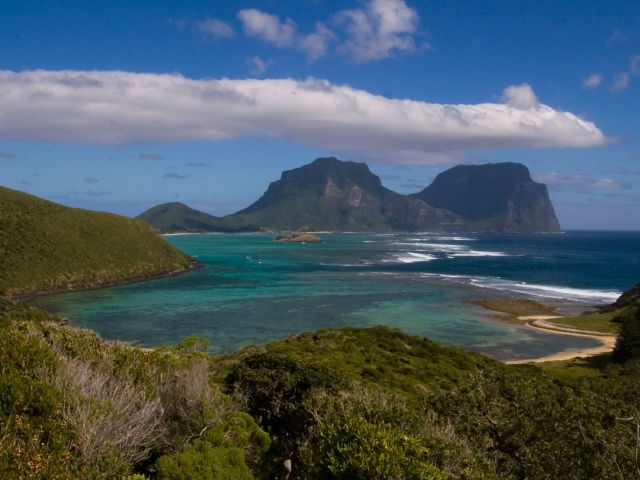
[0,70,607,163]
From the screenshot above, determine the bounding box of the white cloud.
[247,56,273,75]
[237,10,333,60]
[237,1,420,63]
[195,17,235,38]
[300,22,335,61]
[334,0,420,62]
[0,70,607,163]
[238,9,296,47]
[610,73,630,93]
[583,73,603,89]
[501,84,539,110]
[535,172,628,191]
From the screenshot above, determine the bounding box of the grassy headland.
[0,186,193,296]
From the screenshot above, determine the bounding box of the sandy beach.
[505,315,616,364]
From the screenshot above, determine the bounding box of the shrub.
[296,386,489,480]
[224,353,343,441]
[155,413,269,480]
[613,305,640,363]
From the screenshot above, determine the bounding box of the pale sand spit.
[505,317,616,364]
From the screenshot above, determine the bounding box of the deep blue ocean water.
[35,231,640,360]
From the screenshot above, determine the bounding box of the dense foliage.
[221,327,640,479]
[0,186,192,296]
[0,299,268,479]
[613,282,640,363]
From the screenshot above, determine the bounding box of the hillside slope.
[0,186,192,296]
[137,202,257,233]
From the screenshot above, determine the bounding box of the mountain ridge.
[138,157,560,233]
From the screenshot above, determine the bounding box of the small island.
[274,232,322,243]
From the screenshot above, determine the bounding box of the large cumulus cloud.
[0,70,606,162]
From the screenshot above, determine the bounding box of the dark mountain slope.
[413,162,560,232]
[137,158,561,233]
[230,157,463,231]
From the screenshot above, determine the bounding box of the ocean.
[34,231,640,361]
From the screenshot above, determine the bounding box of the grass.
[0,186,192,296]
[474,298,621,335]
[472,298,557,322]
[547,310,621,335]
[536,353,614,381]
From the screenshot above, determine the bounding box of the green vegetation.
[475,298,621,334]
[2,185,639,478]
[136,202,259,234]
[219,326,640,479]
[0,298,268,479]
[473,298,556,321]
[2,295,640,479]
[0,186,192,296]
[549,310,620,334]
[218,328,498,395]
[612,282,640,363]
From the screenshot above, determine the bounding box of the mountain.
[138,158,561,233]
[230,157,463,232]
[137,202,258,233]
[413,162,561,232]
[0,186,192,296]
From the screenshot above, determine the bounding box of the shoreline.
[9,259,200,301]
[505,316,616,364]
[12,269,618,365]
[472,299,617,364]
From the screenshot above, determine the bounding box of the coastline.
[473,299,617,364]
[505,317,616,363]
[10,259,200,301]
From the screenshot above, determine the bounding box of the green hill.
[0,186,192,296]
[137,202,259,233]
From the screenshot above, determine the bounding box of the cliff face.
[413,163,561,232]
[231,157,463,232]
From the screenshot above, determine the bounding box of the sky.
[1,0,639,230]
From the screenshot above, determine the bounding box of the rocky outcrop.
[275,233,322,243]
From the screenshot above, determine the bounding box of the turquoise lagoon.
[35,231,640,360]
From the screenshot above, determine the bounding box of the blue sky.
[1,0,639,230]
